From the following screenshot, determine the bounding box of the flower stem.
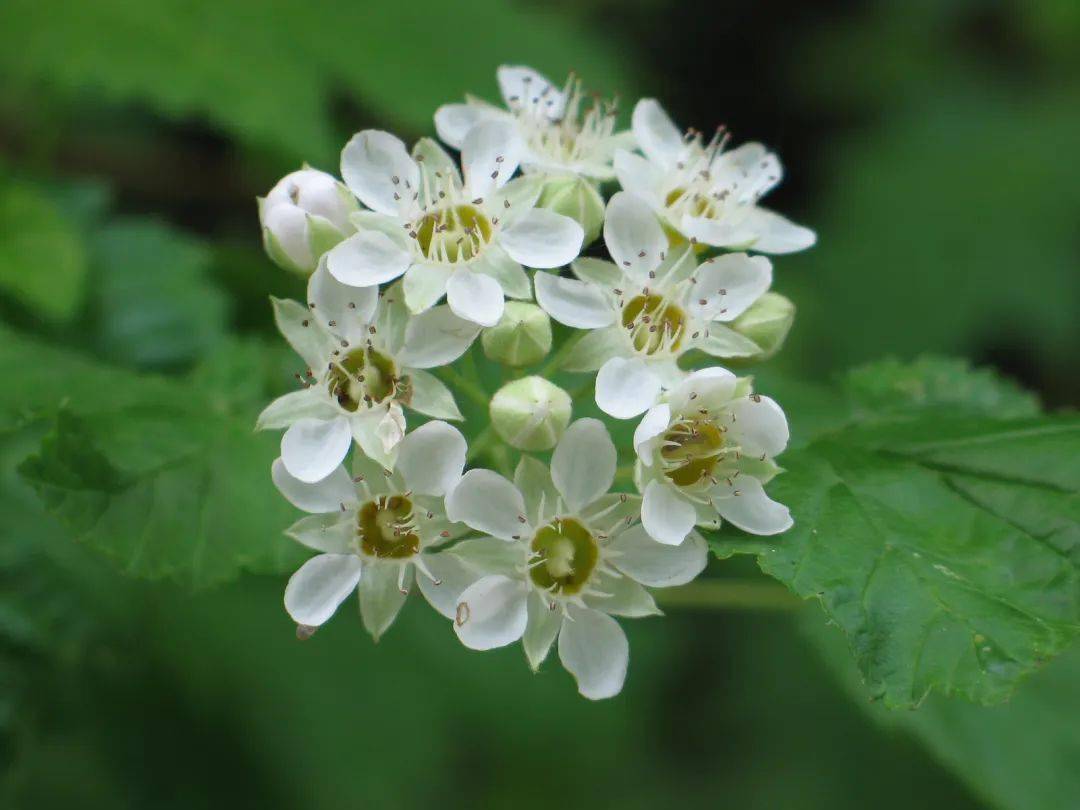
[538,333,583,378]
[434,365,489,409]
[655,579,801,611]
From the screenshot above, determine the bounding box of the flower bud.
[481,302,553,367]
[537,176,605,245]
[490,376,572,452]
[728,292,795,365]
[258,168,358,276]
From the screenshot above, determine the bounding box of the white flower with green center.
[323,125,584,327]
[443,419,707,700]
[534,191,775,419]
[615,98,815,255]
[257,262,479,481]
[274,421,481,640]
[633,367,792,546]
[258,167,358,275]
[435,65,633,184]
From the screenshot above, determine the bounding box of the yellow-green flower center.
[621,294,686,355]
[528,517,598,596]
[327,346,398,412]
[415,204,493,263]
[661,418,727,487]
[357,495,420,559]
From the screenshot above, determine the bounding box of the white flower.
[534,191,775,419]
[324,126,584,327]
[615,99,815,255]
[444,419,707,699]
[633,368,792,546]
[258,167,358,275]
[257,261,479,480]
[435,65,633,183]
[274,421,481,640]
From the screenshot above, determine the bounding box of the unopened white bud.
[481,302,552,367]
[259,168,358,275]
[490,376,571,452]
[728,292,795,365]
[537,176,605,245]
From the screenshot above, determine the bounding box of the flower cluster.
[257,65,813,699]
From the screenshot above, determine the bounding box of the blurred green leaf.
[0,180,86,321]
[804,615,1080,810]
[2,325,303,589]
[0,0,636,164]
[90,220,228,369]
[711,358,1079,708]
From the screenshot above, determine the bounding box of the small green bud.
[728,292,795,365]
[537,176,605,245]
[481,302,553,367]
[490,376,572,452]
[259,168,358,276]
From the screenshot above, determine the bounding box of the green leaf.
[804,615,1080,810]
[3,325,304,589]
[0,0,637,163]
[89,220,228,369]
[0,180,87,320]
[710,359,1080,708]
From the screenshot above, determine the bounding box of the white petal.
[513,455,558,527]
[603,191,666,279]
[610,524,707,587]
[473,245,530,299]
[411,136,461,187]
[404,368,463,420]
[453,574,529,650]
[488,175,545,226]
[284,553,362,627]
[694,325,762,359]
[631,98,684,169]
[633,404,671,462]
[444,469,528,541]
[446,268,505,327]
[325,231,412,287]
[595,357,661,419]
[285,512,354,553]
[280,416,352,484]
[271,457,357,513]
[359,562,410,641]
[726,395,789,458]
[641,480,696,545]
[256,388,336,431]
[402,263,449,313]
[558,605,628,700]
[434,103,488,149]
[613,149,664,205]
[308,258,379,343]
[523,590,562,670]
[679,215,759,248]
[571,256,622,287]
[740,206,816,254]
[340,130,419,217]
[397,420,466,496]
[398,305,480,369]
[534,272,614,329]
[587,572,660,618]
[688,253,772,322]
[462,119,522,197]
[712,477,792,536]
[272,297,331,371]
[550,418,616,513]
[562,327,625,373]
[417,551,481,619]
[497,65,565,118]
[499,208,584,269]
[349,410,400,470]
[667,367,736,414]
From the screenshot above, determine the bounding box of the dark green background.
[1,1,1077,807]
